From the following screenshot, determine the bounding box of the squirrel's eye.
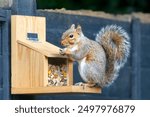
[69,34,74,38]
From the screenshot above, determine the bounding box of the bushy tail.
[96,25,130,87]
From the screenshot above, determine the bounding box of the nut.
[47,64,67,86]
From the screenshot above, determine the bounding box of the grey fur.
[96,25,130,87]
[60,24,130,87]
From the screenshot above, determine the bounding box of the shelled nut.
[47,64,67,86]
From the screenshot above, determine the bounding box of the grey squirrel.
[60,24,130,88]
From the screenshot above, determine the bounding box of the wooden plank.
[16,44,45,88]
[17,44,30,87]
[131,18,141,99]
[71,86,101,93]
[29,48,45,87]
[43,57,48,87]
[17,45,44,88]
[11,86,101,94]
[11,15,46,42]
[67,60,73,85]
[11,15,46,89]
[12,86,72,94]
[17,40,66,58]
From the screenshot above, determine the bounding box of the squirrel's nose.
[60,40,66,46]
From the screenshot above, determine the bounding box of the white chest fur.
[78,57,87,82]
[70,45,78,52]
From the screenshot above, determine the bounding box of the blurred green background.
[37,0,150,14]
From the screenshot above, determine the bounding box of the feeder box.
[11,15,101,94]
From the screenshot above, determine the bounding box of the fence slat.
[2,10,11,100]
[12,0,36,15]
[131,18,141,99]
[0,8,7,17]
[0,23,2,55]
[0,88,2,99]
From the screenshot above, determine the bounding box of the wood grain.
[67,60,73,85]
[11,15,46,88]
[12,86,101,94]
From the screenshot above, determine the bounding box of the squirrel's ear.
[70,24,75,29]
[76,25,82,34]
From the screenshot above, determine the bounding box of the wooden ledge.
[11,86,101,94]
[17,40,66,58]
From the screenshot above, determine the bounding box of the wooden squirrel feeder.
[11,15,101,94]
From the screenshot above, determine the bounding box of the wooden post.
[131,18,141,99]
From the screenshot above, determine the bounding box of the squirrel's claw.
[75,82,97,88]
[59,48,65,55]
[75,82,84,86]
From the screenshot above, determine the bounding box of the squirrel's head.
[61,24,83,47]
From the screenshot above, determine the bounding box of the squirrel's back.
[96,25,130,87]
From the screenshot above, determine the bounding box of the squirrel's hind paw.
[75,82,97,88]
[75,82,84,86]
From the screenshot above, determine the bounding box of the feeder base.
[11,85,101,94]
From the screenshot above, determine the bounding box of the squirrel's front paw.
[60,48,71,55]
[59,48,66,55]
